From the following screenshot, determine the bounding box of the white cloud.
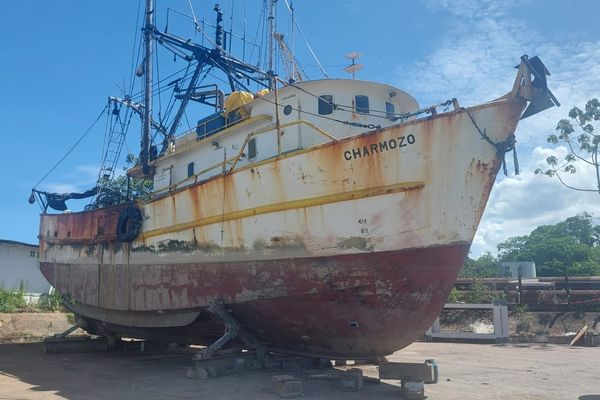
[43,183,81,194]
[42,164,100,193]
[399,0,531,106]
[470,146,600,256]
[402,0,600,258]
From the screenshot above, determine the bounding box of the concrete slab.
[0,341,598,399]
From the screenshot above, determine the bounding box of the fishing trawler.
[31,0,558,358]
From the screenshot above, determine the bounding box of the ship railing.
[151,119,337,197]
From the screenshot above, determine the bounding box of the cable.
[155,39,163,120]
[33,105,108,189]
[129,63,198,102]
[282,79,408,121]
[252,86,380,130]
[283,0,328,78]
[128,0,143,96]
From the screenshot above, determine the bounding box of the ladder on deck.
[98,102,129,188]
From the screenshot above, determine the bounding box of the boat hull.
[42,242,468,357]
[39,97,525,357]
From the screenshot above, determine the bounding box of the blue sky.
[1,0,600,256]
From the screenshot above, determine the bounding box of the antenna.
[344,51,363,80]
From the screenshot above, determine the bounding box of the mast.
[267,0,277,89]
[290,0,295,81]
[141,0,154,175]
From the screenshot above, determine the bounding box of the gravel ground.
[0,340,598,399]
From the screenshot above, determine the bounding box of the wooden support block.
[271,375,303,398]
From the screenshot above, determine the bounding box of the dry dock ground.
[0,341,598,400]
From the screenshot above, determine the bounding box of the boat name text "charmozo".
[343,134,416,160]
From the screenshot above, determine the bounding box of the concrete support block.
[185,367,208,379]
[44,337,108,354]
[338,368,363,392]
[402,380,425,400]
[271,375,303,398]
[379,361,437,383]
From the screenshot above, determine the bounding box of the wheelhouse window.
[318,95,334,115]
[385,101,396,120]
[355,95,369,114]
[187,162,195,178]
[248,138,257,159]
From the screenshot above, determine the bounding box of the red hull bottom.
[42,242,470,358]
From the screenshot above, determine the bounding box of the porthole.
[355,95,370,114]
[283,104,293,115]
[248,138,257,159]
[385,101,396,120]
[318,95,334,115]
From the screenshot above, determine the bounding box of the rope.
[32,105,109,189]
[463,107,519,176]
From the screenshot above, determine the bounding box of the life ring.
[116,206,142,242]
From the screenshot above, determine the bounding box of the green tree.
[497,236,528,262]
[535,98,600,193]
[497,214,600,276]
[460,252,500,278]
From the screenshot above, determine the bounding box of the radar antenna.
[344,51,363,80]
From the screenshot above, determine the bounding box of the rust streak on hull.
[38,97,526,358]
[42,242,469,358]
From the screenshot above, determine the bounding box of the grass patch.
[37,290,64,312]
[0,283,28,313]
[1,283,65,313]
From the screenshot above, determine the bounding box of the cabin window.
[248,138,257,159]
[187,162,195,178]
[355,95,369,114]
[385,101,396,120]
[30,251,36,257]
[318,95,334,115]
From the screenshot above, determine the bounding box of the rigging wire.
[281,79,407,121]
[229,0,235,51]
[154,38,163,128]
[161,63,196,130]
[282,0,328,78]
[33,105,109,190]
[187,0,200,31]
[183,111,193,133]
[176,4,215,49]
[98,100,112,179]
[248,1,266,72]
[129,0,143,96]
[255,78,452,129]
[129,63,198,102]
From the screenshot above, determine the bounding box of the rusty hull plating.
[39,54,559,358]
